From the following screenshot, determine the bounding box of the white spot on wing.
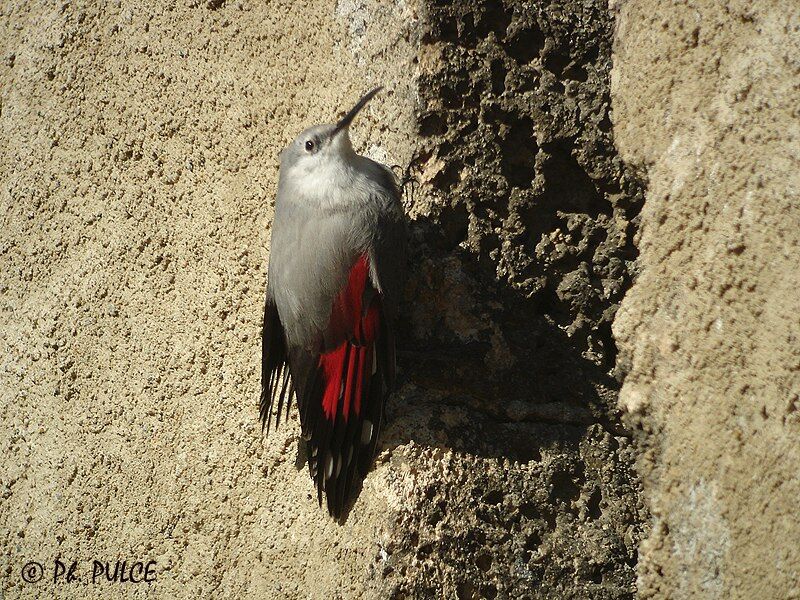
[325,452,334,480]
[361,419,373,445]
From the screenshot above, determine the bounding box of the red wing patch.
[326,254,370,346]
[306,252,393,517]
[319,254,380,422]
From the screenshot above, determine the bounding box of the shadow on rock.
[382,212,626,463]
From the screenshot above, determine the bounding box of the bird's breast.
[269,201,368,350]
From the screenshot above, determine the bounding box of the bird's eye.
[305,140,315,152]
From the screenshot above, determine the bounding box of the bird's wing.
[260,288,294,434]
[291,253,386,517]
[368,178,407,386]
[298,193,404,517]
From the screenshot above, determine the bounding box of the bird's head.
[280,87,382,179]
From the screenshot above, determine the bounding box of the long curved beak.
[331,86,383,137]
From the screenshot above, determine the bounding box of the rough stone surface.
[386,1,648,598]
[611,0,800,598]
[1,0,647,598]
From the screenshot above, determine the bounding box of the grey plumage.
[261,88,406,517]
[269,128,403,349]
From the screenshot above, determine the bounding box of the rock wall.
[611,0,800,597]
[0,0,651,598]
[389,0,647,597]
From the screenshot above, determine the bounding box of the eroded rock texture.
[375,0,648,597]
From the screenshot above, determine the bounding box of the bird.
[260,87,406,518]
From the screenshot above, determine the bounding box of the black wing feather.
[260,292,291,434]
